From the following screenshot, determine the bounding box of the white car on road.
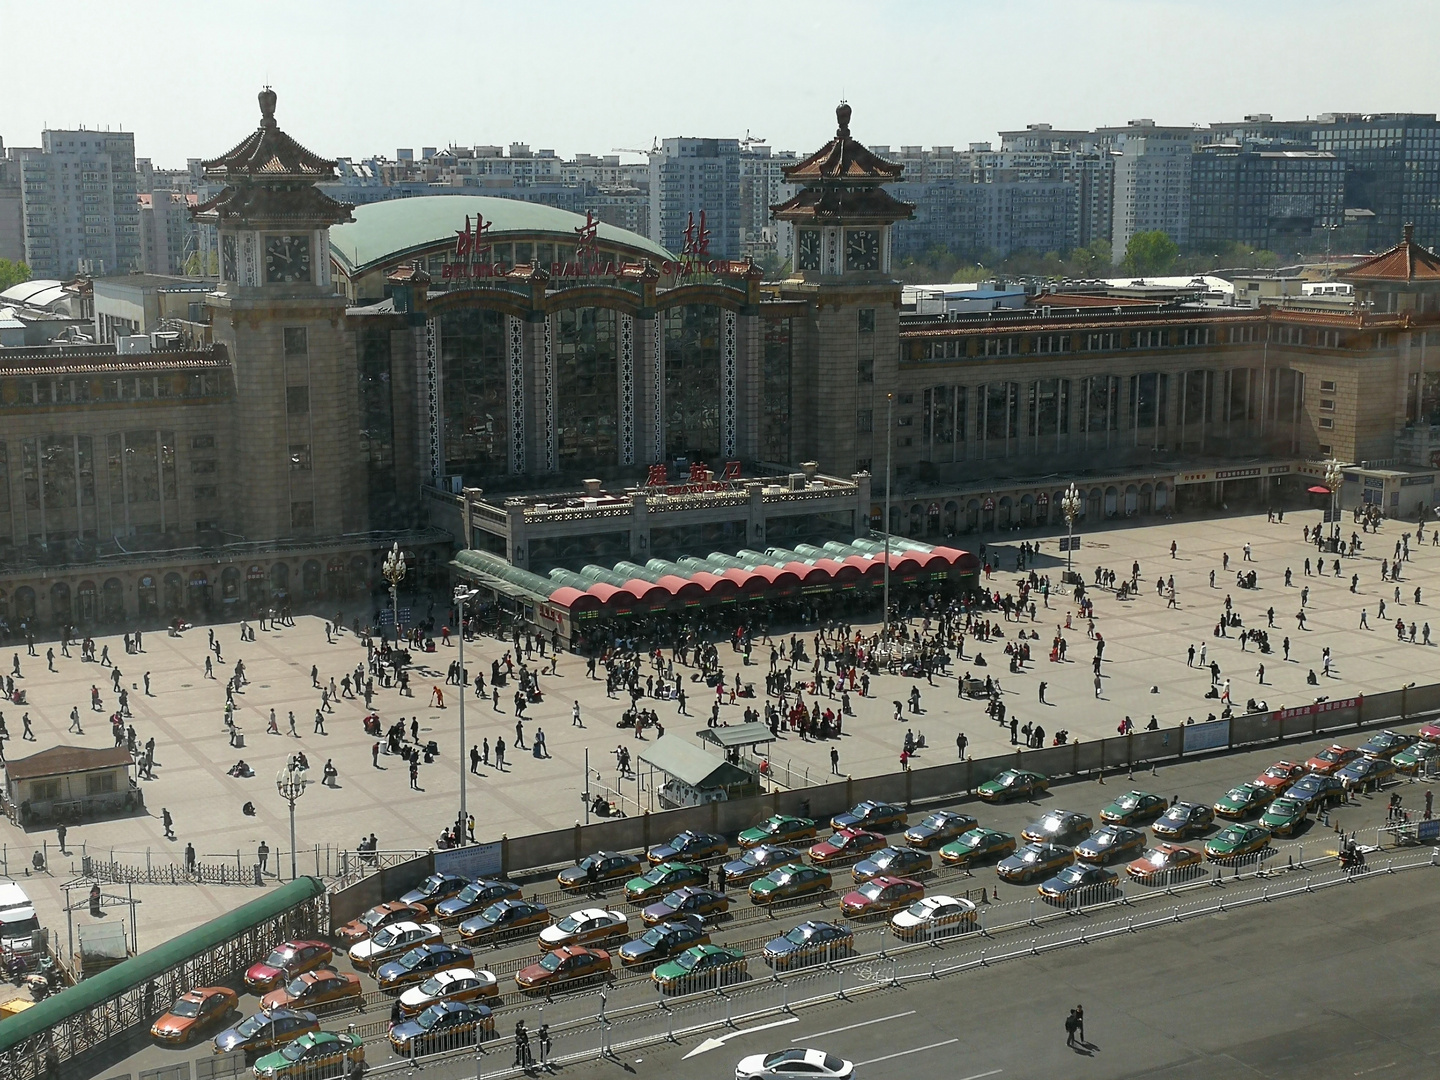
[737,1047,854,1079]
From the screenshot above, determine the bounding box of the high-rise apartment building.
[0,139,26,263]
[649,138,742,258]
[1104,121,1205,262]
[1209,113,1440,249]
[738,143,797,262]
[1190,144,1344,253]
[882,142,1088,260]
[19,129,141,278]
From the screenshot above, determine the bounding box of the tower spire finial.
[836,101,851,139]
[259,86,277,128]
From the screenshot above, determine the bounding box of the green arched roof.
[329,195,675,276]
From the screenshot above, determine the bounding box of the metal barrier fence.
[331,849,431,890]
[82,856,259,888]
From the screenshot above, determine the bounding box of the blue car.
[388,1001,493,1055]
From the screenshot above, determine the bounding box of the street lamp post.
[382,542,407,643]
[275,765,308,881]
[1325,458,1343,546]
[1060,483,1083,579]
[454,585,479,838]
[882,392,894,636]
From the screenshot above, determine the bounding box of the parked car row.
[153,726,1428,1073]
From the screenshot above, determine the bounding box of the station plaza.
[0,503,1433,951]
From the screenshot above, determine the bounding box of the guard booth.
[696,725,776,772]
[2,747,142,829]
[639,735,759,809]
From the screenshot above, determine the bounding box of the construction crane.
[739,129,767,150]
[611,138,660,156]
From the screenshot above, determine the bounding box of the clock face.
[797,228,822,271]
[264,234,312,284]
[221,234,237,282]
[845,229,880,272]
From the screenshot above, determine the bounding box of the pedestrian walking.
[470,745,480,773]
[1256,664,1265,684]
[514,720,526,750]
[956,732,968,760]
[288,711,298,737]
[68,707,83,734]
[408,760,419,790]
[830,747,840,775]
[185,842,196,874]
[21,714,33,741]
[1360,608,1370,629]
[56,824,66,852]
[572,700,583,727]
[1065,1009,1079,1048]
[314,709,326,734]
[257,841,269,875]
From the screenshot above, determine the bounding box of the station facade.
[2,92,1440,633]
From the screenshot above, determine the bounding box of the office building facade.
[19,130,141,279]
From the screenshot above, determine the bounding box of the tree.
[0,258,30,292]
[1122,231,1179,276]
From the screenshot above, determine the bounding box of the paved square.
[4,505,1437,950]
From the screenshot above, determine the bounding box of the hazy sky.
[7,0,1440,167]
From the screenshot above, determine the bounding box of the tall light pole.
[1060,483,1083,580]
[1325,457,1343,545]
[275,764,308,881]
[454,585,479,837]
[382,542,407,643]
[882,391,894,636]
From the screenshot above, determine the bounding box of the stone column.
[629,492,650,559]
[736,311,761,461]
[853,472,872,538]
[506,503,527,569]
[746,482,765,549]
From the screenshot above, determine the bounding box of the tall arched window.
[440,309,509,479]
[554,308,618,468]
[663,304,722,462]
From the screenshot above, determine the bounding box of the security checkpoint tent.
[638,735,759,808]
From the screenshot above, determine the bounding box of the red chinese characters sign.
[438,211,744,283]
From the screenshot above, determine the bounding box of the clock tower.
[770,103,913,477]
[193,88,358,542]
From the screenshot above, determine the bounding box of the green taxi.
[1099,790,1167,826]
[737,815,817,849]
[253,1031,364,1079]
[1259,796,1309,837]
[651,944,747,993]
[1204,824,1271,861]
[1212,782,1275,819]
[976,769,1049,803]
[623,862,705,904]
[938,828,1016,868]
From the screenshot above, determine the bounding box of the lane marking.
[682,1016,799,1058]
[854,1039,962,1067]
[798,1009,917,1040]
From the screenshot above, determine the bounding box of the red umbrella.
[1307,484,1333,494]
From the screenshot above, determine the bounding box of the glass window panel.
[440,309,509,478]
[761,318,792,462]
[555,308,618,469]
[664,304,722,462]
